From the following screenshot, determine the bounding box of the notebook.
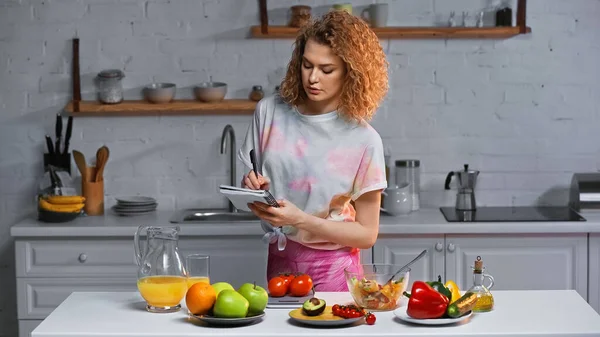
[219,185,280,212]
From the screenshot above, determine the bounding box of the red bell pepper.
[403,281,449,319]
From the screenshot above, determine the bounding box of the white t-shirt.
[238,95,387,250]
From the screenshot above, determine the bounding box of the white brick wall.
[0,0,599,334]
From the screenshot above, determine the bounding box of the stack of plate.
[112,196,157,216]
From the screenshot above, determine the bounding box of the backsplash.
[0,0,599,334]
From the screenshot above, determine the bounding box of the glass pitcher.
[134,225,187,313]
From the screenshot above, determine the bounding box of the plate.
[115,196,157,205]
[191,312,265,326]
[113,205,157,212]
[288,306,364,327]
[111,206,156,216]
[393,308,473,325]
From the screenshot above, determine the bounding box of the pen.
[250,149,260,176]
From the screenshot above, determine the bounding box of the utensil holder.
[44,153,72,175]
[82,180,104,216]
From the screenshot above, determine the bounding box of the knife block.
[43,153,72,175]
[82,166,104,216]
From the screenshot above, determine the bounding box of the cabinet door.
[373,235,445,289]
[19,320,42,337]
[17,277,137,320]
[360,247,373,264]
[16,239,136,278]
[179,236,268,289]
[589,233,600,314]
[445,234,588,299]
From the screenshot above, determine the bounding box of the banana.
[39,199,84,213]
[45,195,86,205]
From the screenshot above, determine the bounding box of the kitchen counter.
[10,208,600,237]
[32,290,600,337]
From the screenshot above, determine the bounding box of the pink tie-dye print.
[326,149,365,177]
[294,137,308,158]
[353,160,385,197]
[288,176,317,192]
[260,125,286,152]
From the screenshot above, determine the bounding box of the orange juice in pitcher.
[137,276,187,308]
[134,226,187,313]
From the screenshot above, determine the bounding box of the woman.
[237,9,389,291]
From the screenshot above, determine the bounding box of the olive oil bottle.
[466,256,495,312]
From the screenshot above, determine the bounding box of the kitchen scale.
[267,294,313,309]
[440,206,586,222]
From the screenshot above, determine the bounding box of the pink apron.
[267,239,361,291]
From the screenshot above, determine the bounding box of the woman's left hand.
[248,199,307,227]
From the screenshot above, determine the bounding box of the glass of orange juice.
[186,254,210,288]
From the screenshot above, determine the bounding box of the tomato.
[332,304,340,315]
[366,313,376,325]
[267,276,287,297]
[278,272,295,287]
[289,274,313,297]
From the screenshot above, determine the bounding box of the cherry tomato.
[332,304,340,315]
[366,313,376,325]
[267,276,287,297]
[289,274,313,297]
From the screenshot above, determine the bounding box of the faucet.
[220,124,236,213]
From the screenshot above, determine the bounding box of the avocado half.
[302,297,326,316]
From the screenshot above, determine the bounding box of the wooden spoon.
[95,146,109,182]
[72,150,88,182]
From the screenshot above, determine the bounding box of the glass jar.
[96,69,124,104]
[289,5,311,28]
[249,85,264,102]
[395,159,420,211]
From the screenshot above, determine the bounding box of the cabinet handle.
[435,242,443,252]
[78,253,87,263]
[447,243,455,252]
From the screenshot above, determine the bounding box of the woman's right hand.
[242,170,270,190]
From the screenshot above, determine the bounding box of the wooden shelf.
[250,25,531,39]
[64,99,257,117]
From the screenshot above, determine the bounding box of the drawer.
[19,320,42,337]
[16,239,137,277]
[17,277,137,319]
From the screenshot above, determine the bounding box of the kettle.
[445,164,480,211]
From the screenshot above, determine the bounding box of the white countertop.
[11,208,600,237]
[32,290,600,337]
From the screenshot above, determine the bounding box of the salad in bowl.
[344,264,410,311]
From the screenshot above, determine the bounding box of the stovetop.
[440,206,586,222]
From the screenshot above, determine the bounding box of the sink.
[169,209,259,223]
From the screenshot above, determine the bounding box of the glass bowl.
[344,264,410,311]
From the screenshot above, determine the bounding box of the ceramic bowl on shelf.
[143,83,176,103]
[194,81,227,102]
[344,264,410,311]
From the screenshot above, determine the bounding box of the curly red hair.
[279,10,389,122]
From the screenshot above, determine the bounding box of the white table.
[33,290,600,337]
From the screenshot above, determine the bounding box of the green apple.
[237,282,268,315]
[213,289,249,318]
[211,282,234,297]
